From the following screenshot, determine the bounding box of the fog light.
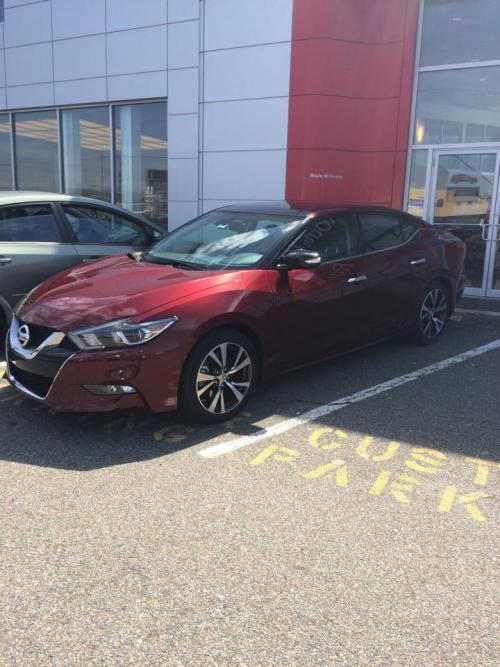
[84,384,136,396]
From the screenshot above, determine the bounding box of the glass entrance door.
[428,150,500,297]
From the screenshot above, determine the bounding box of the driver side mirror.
[152,230,163,241]
[275,249,321,271]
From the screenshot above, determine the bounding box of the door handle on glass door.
[0,256,12,265]
[347,275,367,284]
[410,258,426,266]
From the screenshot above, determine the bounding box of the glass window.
[0,205,61,242]
[359,213,403,253]
[145,211,303,269]
[114,102,168,228]
[0,114,12,189]
[14,110,59,191]
[407,150,428,218]
[420,0,500,67]
[61,106,111,201]
[63,205,150,246]
[414,67,500,145]
[400,215,420,241]
[297,215,359,262]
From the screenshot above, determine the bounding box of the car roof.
[0,191,118,206]
[0,191,164,230]
[215,201,410,218]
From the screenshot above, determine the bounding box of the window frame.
[279,213,362,267]
[0,201,70,244]
[357,211,420,257]
[58,202,154,247]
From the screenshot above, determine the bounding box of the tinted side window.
[359,213,403,253]
[400,215,420,242]
[63,205,149,245]
[297,215,359,262]
[0,205,61,242]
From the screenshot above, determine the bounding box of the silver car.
[0,192,165,339]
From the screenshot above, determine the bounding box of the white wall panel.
[5,43,53,86]
[7,82,53,108]
[204,98,289,151]
[168,0,199,23]
[107,71,167,101]
[204,0,293,50]
[52,0,106,40]
[4,1,52,48]
[107,25,167,76]
[168,113,198,158]
[0,53,5,87]
[168,67,198,114]
[55,77,107,105]
[168,158,199,201]
[168,20,198,70]
[54,35,106,81]
[203,151,287,201]
[204,43,291,102]
[168,201,199,229]
[106,0,167,32]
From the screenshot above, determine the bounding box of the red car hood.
[18,254,243,331]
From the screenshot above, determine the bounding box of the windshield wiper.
[144,256,205,270]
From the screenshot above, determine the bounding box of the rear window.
[0,204,61,242]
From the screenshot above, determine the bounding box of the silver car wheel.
[420,288,448,339]
[196,342,252,415]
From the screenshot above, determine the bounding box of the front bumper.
[5,317,185,413]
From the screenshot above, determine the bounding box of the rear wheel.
[179,328,258,423]
[412,281,450,345]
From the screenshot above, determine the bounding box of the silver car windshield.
[144,211,303,270]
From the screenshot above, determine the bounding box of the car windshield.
[144,211,304,270]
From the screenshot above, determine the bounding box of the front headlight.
[68,316,177,350]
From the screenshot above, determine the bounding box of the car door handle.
[347,275,367,284]
[0,256,12,265]
[410,258,426,266]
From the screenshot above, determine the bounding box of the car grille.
[7,323,78,399]
[17,319,56,348]
[8,364,53,398]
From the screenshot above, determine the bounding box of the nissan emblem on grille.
[18,324,30,348]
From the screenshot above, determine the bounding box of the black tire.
[178,328,259,424]
[411,280,451,345]
[0,309,7,350]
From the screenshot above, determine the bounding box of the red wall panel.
[286,0,420,209]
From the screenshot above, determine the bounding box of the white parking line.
[455,308,500,318]
[199,338,500,459]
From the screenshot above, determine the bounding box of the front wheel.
[412,281,450,345]
[179,329,259,423]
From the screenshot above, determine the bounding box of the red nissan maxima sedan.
[5,203,465,423]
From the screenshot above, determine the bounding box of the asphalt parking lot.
[0,310,499,666]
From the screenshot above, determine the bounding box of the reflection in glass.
[62,107,111,201]
[415,67,500,145]
[433,152,496,288]
[114,102,168,227]
[407,150,428,218]
[14,110,59,192]
[421,0,500,67]
[0,114,12,189]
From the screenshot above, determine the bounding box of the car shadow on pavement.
[0,318,499,471]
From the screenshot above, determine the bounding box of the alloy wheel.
[196,342,252,415]
[420,288,448,339]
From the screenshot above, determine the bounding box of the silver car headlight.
[68,316,177,350]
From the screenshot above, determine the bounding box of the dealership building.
[0,0,499,297]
